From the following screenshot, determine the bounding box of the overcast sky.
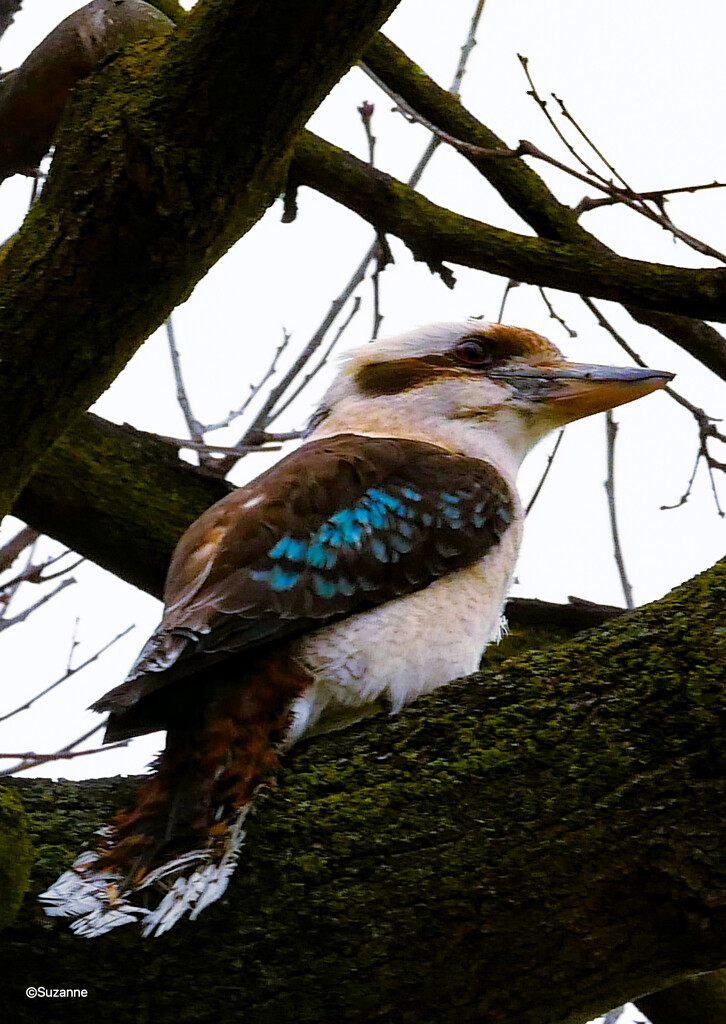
[5,3,724,1017]
[0,0,723,798]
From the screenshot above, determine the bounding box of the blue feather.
[389,534,413,553]
[252,565,300,590]
[368,487,403,511]
[313,575,337,598]
[370,537,389,563]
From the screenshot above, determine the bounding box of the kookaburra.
[41,320,672,937]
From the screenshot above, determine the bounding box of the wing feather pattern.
[95,434,513,732]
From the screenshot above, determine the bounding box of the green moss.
[0,788,33,930]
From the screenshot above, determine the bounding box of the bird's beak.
[489,360,674,425]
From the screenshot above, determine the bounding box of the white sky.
[2,2,720,1017]
[0,0,723,773]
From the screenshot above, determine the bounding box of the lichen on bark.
[3,557,726,1023]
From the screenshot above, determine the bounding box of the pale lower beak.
[490,362,674,424]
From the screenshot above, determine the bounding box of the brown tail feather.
[39,652,314,936]
[97,652,312,885]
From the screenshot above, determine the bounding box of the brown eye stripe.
[355,355,470,396]
[354,327,562,398]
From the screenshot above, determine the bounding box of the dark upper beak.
[489,361,674,424]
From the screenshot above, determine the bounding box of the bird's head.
[309,320,673,476]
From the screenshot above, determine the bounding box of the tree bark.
[0,0,401,520]
[293,132,726,328]
[637,971,726,1024]
[13,413,232,597]
[4,555,726,1023]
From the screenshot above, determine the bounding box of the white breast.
[286,520,521,744]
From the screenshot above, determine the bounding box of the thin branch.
[66,615,80,673]
[538,287,577,337]
[582,296,725,516]
[518,53,606,183]
[0,577,75,632]
[0,723,130,777]
[575,180,725,213]
[373,57,726,267]
[605,411,634,609]
[497,279,518,322]
[153,434,284,456]
[358,100,386,339]
[450,0,488,96]
[526,430,565,515]
[0,624,134,724]
[270,297,363,423]
[519,59,726,263]
[0,525,39,573]
[0,549,82,597]
[201,328,292,433]
[553,92,633,194]
[358,100,376,166]
[166,316,205,445]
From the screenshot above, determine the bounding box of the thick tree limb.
[3,556,726,1023]
[13,413,231,598]
[0,0,401,520]
[359,34,726,382]
[0,1,175,182]
[637,971,726,1024]
[293,132,726,329]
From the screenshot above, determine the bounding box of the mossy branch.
[13,413,232,598]
[0,0,401,520]
[293,131,726,331]
[4,556,726,1023]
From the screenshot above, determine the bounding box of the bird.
[40,319,672,937]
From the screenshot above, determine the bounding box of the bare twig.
[0,549,82,597]
[575,180,724,213]
[0,577,75,632]
[526,430,565,516]
[605,411,634,609]
[271,297,364,423]
[496,279,518,322]
[153,434,284,457]
[518,54,606,183]
[0,525,39,573]
[202,328,292,433]
[359,101,385,339]
[519,58,726,263]
[358,100,376,165]
[0,723,130,777]
[553,92,634,194]
[538,287,577,337]
[66,616,81,673]
[0,625,134,724]
[582,296,725,515]
[166,315,206,447]
[450,0,488,97]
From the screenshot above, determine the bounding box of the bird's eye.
[453,337,495,367]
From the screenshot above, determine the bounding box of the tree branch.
[13,413,232,598]
[360,33,726,381]
[4,555,726,1023]
[293,132,726,327]
[0,0,402,520]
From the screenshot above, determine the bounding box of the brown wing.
[95,434,514,728]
